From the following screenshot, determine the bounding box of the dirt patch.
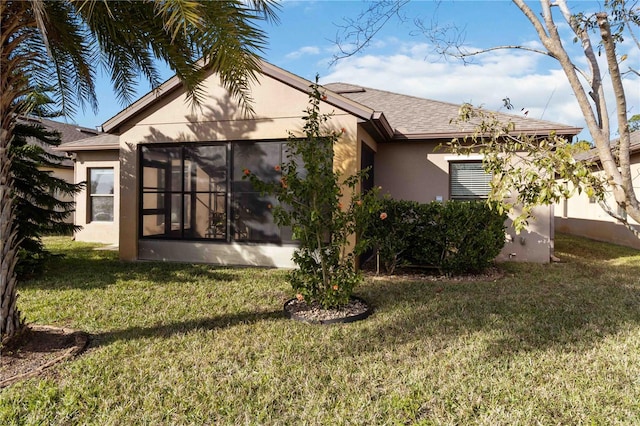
[1,325,89,388]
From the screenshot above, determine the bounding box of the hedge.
[364,198,507,275]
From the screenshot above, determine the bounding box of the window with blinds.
[450,161,492,200]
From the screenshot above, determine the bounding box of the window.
[140,142,293,243]
[449,161,492,200]
[232,142,285,242]
[89,168,114,221]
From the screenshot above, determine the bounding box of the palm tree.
[0,0,278,343]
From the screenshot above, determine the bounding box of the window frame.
[88,167,115,222]
[448,159,492,201]
[138,141,294,244]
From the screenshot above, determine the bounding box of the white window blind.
[450,162,492,200]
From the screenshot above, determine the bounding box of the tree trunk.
[515,0,640,227]
[595,12,640,224]
[1,1,31,343]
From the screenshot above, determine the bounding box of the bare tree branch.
[331,0,640,233]
[333,0,410,63]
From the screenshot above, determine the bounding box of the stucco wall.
[554,151,640,249]
[374,141,553,263]
[73,150,120,245]
[117,71,363,265]
[38,166,75,225]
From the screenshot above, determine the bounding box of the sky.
[75,0,640,142]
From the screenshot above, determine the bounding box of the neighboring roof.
[56,133,119,152]
[324,83,582,140]
[17,117,100,167]
[576,131,640,162]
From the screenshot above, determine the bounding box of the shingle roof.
[17,117,100,167]
[56,133,119,152]
[575,131,640,162]
[324,82,582,139]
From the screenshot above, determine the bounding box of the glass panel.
[141,146,181,191]
[91,196,114,221]
[142,192,164,210]
[141,145,181,163]
[233,142,282,192]
[185,145,227,192]
[170,194,182,231]
[171,160,182,192]
[142,166,165,191]
[450,162,492,199]
[187,193,227,239]
[183,194,191,231]
[142,214,165,237]
[90,169,114,195]
[233,192,279,242]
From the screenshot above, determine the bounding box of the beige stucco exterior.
[72,150,120,245]
[555,150,640,250]
[375,141,554,263]
[78,61,573,266]
[115,70,366,267]
[38,166,75,225]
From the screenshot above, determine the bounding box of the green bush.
[365,199,506,275]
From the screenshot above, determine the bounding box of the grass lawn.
[2,234,640,425]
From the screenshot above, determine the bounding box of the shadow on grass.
[352,234,640,358]
[33,234,640,360]
[91,309,284,348]
[22,255,240,291]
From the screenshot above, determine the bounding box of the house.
[56,133,120,244]
[57,60,582,266]
[18,116,99,225]
[555,131,640,250]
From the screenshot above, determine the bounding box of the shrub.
[246,78,380,308]
[366,199,506,275]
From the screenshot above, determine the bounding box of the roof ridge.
[324,82,580,130]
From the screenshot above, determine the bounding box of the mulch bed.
[1,325,89,388]
[284,297,372,324]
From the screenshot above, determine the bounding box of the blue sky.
[76,1,639,142]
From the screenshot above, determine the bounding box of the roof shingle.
[324,82,581,139]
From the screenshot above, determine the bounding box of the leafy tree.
[1,0,278,342]
[630,114,640,132]
[334,0,640,237]
[12,116,83,278]
[246,80,379,308]
[445,104,604,232]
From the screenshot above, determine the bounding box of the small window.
[450,161,492,200]
[89,168,114,222]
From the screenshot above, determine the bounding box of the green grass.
[2,234,640,425]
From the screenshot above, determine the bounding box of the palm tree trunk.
[1,1,30,343]
[0,145,22,344]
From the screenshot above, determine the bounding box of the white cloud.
[285,46,321,59]
[321,41,639,141]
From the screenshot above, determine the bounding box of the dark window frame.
[138,141,294,244]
